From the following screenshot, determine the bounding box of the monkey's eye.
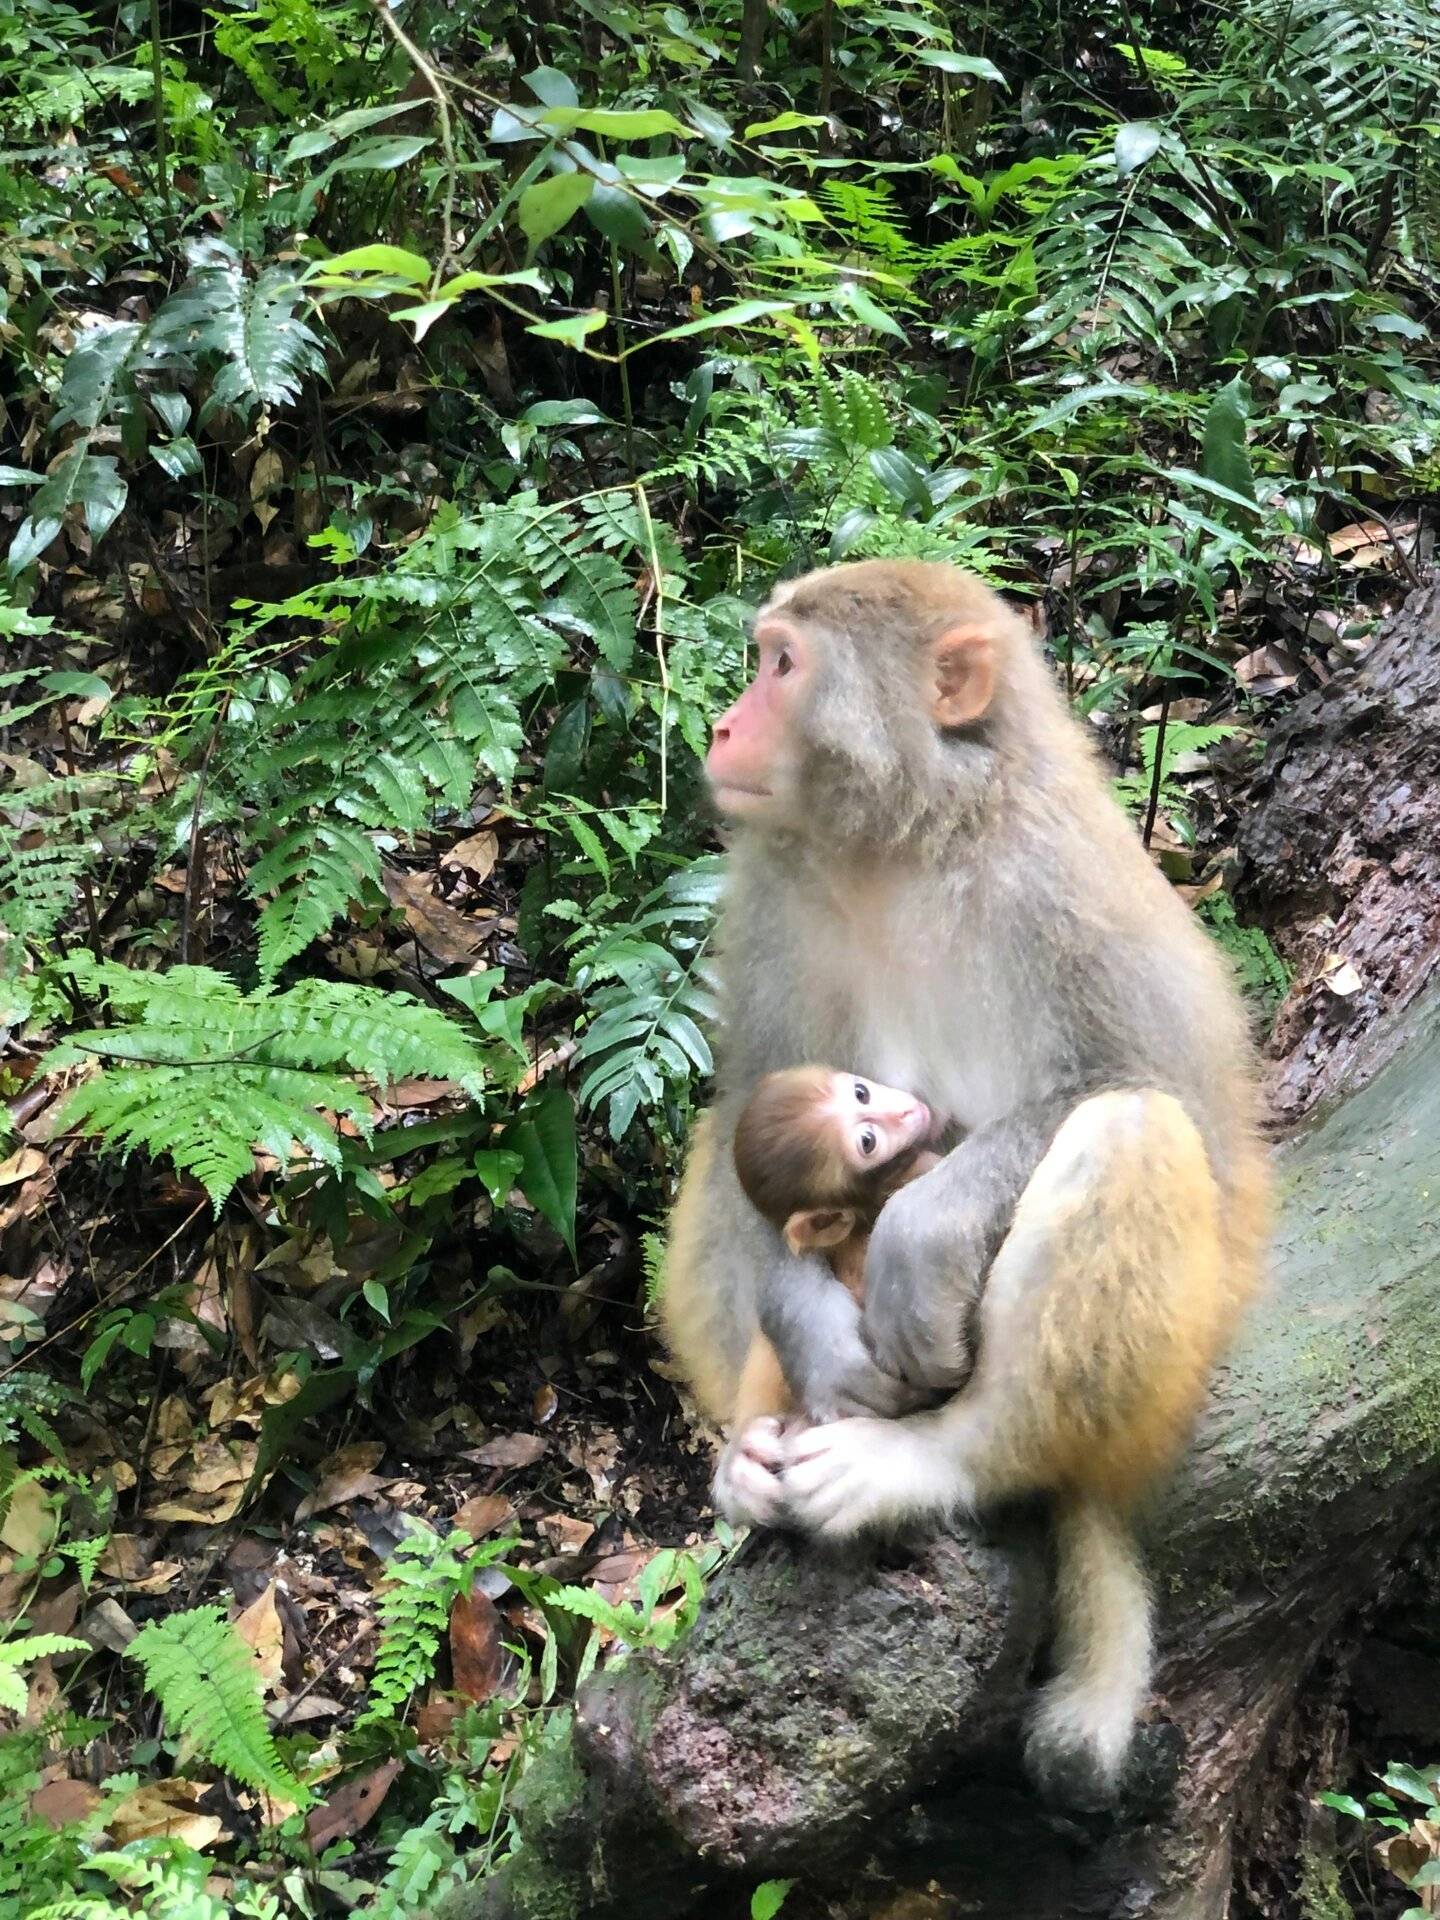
[774,649,794,678]
[854,1081,870,1105]
[858,1126,877,1157]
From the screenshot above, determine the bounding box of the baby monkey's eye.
[858,1126,877,1157]
[854,1081,870,1104]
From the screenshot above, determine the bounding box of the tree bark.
[442,969,1440,1920]
[1233,582,1440,1125]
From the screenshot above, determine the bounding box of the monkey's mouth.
[708,780,774,814]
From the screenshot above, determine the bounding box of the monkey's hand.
[860,1163,983,1395]
[759,1257,923,1421]
[713,1416,789,1529]
[780,1414,966,1542]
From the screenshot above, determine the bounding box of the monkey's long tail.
[1027,1494,1152,1799]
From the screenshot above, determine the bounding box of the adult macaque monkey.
[661,560,1270,1803]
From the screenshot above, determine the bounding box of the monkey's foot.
[780,1416,959,1541]
[714,1416,788,1529]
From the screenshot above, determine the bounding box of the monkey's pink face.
[705,618,812,823]
[819,1071,933,1176]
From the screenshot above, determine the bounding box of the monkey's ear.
[931,625,996,729]
[784,1207,857,1255]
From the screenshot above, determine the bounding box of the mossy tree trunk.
[443,975,1440,1920]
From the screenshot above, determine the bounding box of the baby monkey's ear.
[784,1207,859,1256]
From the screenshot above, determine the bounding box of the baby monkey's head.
[733,1066,934,1256]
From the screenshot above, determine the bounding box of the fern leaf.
[128,1605,312,1805]
[47,961,488,1209]
[248,820,381,977]
[154,239,326,419]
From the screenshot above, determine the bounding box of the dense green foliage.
[1,0,1436,1908]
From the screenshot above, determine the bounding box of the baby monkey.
[729,1066,943,1428]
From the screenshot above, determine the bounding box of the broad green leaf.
[584,182,652,249]
[363,1279,391,1323]
[744,112,829,137]
[868,446,932,510]
[525,65,579,109]
[752,1881,796,1920]
[522,399,612,427]
[283,102,415,166]
[306,244,431,286]
[510,1082,577,1259]
[1114,122,1163,176]
[1199,376,1258,517]
[473,1147,524,1207]
[539,107,690,140]
[527,310,608,347]
[439,968,506,1018]
[0,466,41,487]
[649,298,795,344]
[683,99,734,145]
[915,51,1006,82]
[328,135,431,174]
[518,172,595,249]
[41,670,112,703]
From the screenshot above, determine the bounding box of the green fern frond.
[47,960,490,1209]
[0,1633,89,1714]
[153,238,327,419]
[127,1604,312,1806]
[248,819,382,978]
[358,1526,478,1726]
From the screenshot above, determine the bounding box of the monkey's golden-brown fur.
[662,558,1270,1802]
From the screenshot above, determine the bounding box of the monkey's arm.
[757,1248,924,1420]
[860,1101,1075,1393]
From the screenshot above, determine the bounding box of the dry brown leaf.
[0,1147,45,1186]
[249,447,285,533]
[98,1534,182,1592]
[540,1513,595,1555]
[295,1442,388,1521]
[1322,955,1365,998]
[30,1777,101,1829]
[449,1588,504,1703]
[382,1078,461,1109]
[80,1597,138,1652]
[470,1433,547,1470]
[452,1492,514,1539]
[382,868,494,967]
[304,1757,401,1854]
[1234,642,1301,694]
[532,1383,559,1425]
[444,828,499,881]
[107,1779,227,1851]
[1,1477,52,1556]
[233,1582,286,1693]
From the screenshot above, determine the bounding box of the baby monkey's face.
[817,1072,934,1179]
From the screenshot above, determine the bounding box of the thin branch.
[368,0,459,279]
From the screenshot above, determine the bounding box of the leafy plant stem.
[634,482,670,812]
[610,243,635,472]
[148,0,172,221]
[369,0,460,276]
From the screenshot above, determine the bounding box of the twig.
[517,1038,578,1095]
[367,0,459,279]
[634,483,671,813]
